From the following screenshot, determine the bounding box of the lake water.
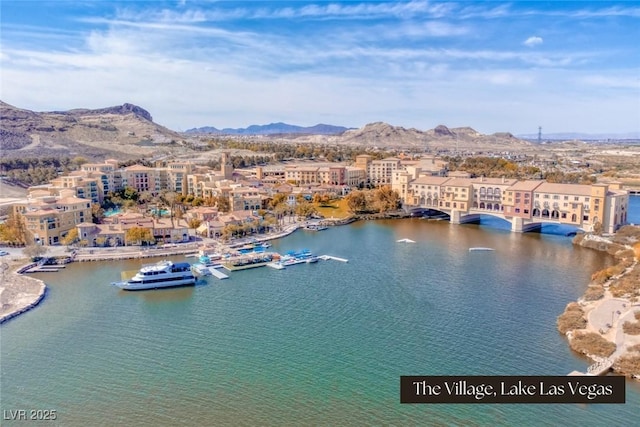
[1,197,639,426]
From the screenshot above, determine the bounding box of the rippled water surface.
[2,203,640,426]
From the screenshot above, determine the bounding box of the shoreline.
[559,229,640,379]
[0,264,47,324]
[0,221,306,322]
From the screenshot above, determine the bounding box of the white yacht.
[113,260,196,291]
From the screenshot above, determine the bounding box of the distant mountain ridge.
[1,100,534,160]
[331,122,527,149]
[185,122,351,135]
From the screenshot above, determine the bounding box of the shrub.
[569,332,616,358]
[583,285,605,301]
[613,354,640,378]
[590,269,612,285]
[616,249,635,260]
[622,319,640,335]
[628,344,640,353]
[610,266,640,298]
[557,303,586,335]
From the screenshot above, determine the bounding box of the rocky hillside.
[0,101,186,160]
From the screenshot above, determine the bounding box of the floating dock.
[318,255,349,263]
[266,262,286,270]
[397,238,415,243]
[207,267,229,280]
[24,266,62,273]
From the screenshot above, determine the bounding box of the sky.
[1,1,639,135]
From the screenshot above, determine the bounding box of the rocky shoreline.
[558,226,640,379]
[0,263,47,324]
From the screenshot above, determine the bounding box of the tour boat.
[112,260,196,290]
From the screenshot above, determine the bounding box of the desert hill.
[0,101,185,159]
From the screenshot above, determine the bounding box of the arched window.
[493,203,500,211]
[480,202,486,209]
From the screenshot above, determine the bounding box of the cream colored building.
[13,191,92,245]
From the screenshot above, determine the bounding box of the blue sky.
[1,1,639,135]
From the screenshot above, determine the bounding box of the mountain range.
[1,100,538,160]
[185,122,351,135]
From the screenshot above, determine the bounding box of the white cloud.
[524,36,543,47]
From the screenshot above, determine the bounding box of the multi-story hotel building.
[13,190,93,245]
[395,174,629,233]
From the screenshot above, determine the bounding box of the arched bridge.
[409,205,589,233]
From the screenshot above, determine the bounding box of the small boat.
[397,238,415,243]
[306,256,319,263]
[468,247,495,251]
[112,260,196,291]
